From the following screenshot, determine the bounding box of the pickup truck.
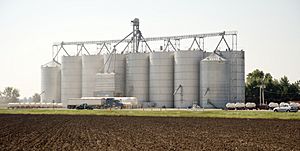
[273,104,298,112]
[76,103,94,110]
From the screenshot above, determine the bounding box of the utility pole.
[259,86,261,105]
[258,85,266,105]
[262,86,265,104]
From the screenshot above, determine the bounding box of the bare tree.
[0,87,20,103]
[32,93,41,103]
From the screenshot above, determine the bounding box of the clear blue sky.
[0,0,299,98]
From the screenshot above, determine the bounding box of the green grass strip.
[0,109,299,120]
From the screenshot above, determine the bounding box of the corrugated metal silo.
[94,73,115,96]
[200,53,230,108]
[61,56,82,106]
[126,53,149,103]
[104,54,126,96]
[41,61,61,103]
[219,51,234,102]
[236,51,245,102]
[174,50,203,108]
[82,55,104,97]
[149,51,174,107]
[220,51,245,103]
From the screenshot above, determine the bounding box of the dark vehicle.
[291,106,299,112]
[76,103,94,110]
[103,98,123,109]
[257,104,269,110]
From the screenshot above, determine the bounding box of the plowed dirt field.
[0,114,299,151]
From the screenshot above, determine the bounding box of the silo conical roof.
[42,60,61,67]
[201,52,227,62]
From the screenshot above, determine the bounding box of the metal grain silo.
[126,53,149,103]
[104,54,126,96]
[94,73,115,96]
[82,55,104,97]
[149,51,174,108]
[41,60,61,103]
[200,53,230,108]
[236,51,245,102]
[220,50,245,103]
[174,50,204,108]
[219,51,234,102]
[61,56,82,106]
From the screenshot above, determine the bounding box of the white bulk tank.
[126,53,149,103]
[61,56,82,106]
[41,60,61,103]
[174,50,204,108]
[149,51,174,108]
[82,55,104,97]
[200,52,230,108]
[104,53,126,96]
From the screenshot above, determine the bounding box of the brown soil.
[0,114,299,151]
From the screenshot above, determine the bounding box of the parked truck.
[67,97,131,109]
[75,103,94,110]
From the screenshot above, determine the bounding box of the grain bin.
[126,53,149,103]
[220,51,245,103]
[41,60,61,103]
[61,56,82,106]
[149,51,174,107]
[200,53,230,108]
[82,55,104,97]
[174,50,204,108]
[104,54,126,96]
[94,73,115,96]
[236,51,245,102]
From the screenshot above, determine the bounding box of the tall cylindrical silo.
[174,50,203,108]
[219,51,234,102]
[82,55,104,97]
[41,61,61,103]
[200,53,230,108]
[126,53,149,103]
[94,73,115,96]
[220,50,245,103]
[61,56,82,106]
[104,54,126,96]
[149,51,174,108]
[236,51,245,102]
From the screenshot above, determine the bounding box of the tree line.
[246,69,300,104]
[0,87,40,103]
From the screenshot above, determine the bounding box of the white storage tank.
[235,102,246,110]
[200,53,230,108]
[104,54,126,96]
[61,56,82,106]
[82,55,104,97]
[245,102,256,110]
[41,60,61,103]
[126,53,149,103]
[225,103,235,110]
[149,51,174,107]
[174,50,204,108]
